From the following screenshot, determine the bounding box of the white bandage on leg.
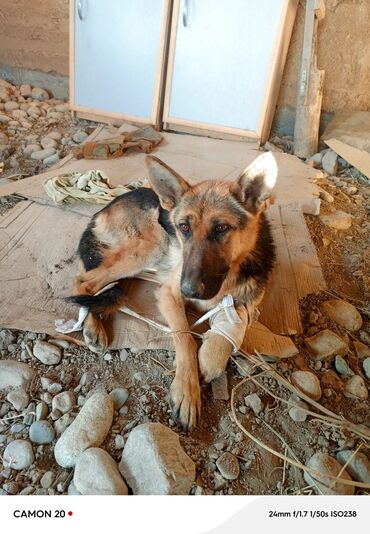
[192,295,259,352]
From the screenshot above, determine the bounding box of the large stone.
[3,440,34,470]
[29,420,55,444]
[74,448,128,495]
[33,340,61,365]
[304,452,354,495]
[344,375,368,400]
[320,299,362,332]
[0,360,35,391]
[322,149,338,175]
[119,423,195,495]
[291,370,322,400]
[320,210,352,230]
[31,87,49,101]
[54,391,113,468]
[336,450,370,483]
[304,329,348,361]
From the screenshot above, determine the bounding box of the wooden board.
[325,138,370,180]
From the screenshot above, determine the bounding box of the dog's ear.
[230,152,277,213]
[146,156,191,210]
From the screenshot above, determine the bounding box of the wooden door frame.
[69,0,172,128]
[162,0,298,143]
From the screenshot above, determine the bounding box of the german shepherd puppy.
[69,152,277,429]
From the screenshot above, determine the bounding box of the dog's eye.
[179,223,191,234]
[214,224,229,233]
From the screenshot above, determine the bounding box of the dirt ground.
[0,101,370,495]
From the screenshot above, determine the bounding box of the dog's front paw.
[198,331,233,383]
[83,314,108,354]
[170,371,201,431]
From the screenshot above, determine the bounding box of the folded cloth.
[74,126,163,160]
[43,169,146,204]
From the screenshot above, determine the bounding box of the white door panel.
[74,0,166,119]
[167,0,289,134]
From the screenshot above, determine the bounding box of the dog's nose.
[181,280,205,299]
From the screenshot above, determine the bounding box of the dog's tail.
[66,285,125,315]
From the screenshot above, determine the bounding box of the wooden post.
[294,0,325,158]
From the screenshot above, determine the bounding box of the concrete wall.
[1,0,369,130]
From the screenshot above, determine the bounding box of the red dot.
[68,511,73,516]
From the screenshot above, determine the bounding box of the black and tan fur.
[69,152,277,430]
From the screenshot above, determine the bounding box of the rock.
[29,420,55,444]
[40,137,58,149]
[114,435,125,450]
[344,375,368,400]
[49,338,70,349]
[47,383,62,395]
[3,440,34,470]
[291,370,322,400]
[306,152,323,168]
[0,113,11,124]
[304,452,354,495]
[54,413,74,436]
[20,84,32,97]
[109,388,129,410]
[54,391,113,468]
[0,360,35,390]
[0,132,8,144]
[40,470,55,489]
[354,341,370,360]
[52,391,75,414]
[47,131,62,141]
[12,109,27,121]
[24,144,41,156]
[48,111,63,120]
[322,150,338,175]
[31,147,56,161]
[4,101,19,112]
[6,389,29,411]
[215,452,240,480]
[119,422,195,495]
[119,349,129,362]
[319,189,334,203]
[305,329,348,361]
[320,299,362,332]
[10,423,26,434]
[74,448,128,495]
[336,450,370,483]
[320,210,352,230]
[31,87,49,101]
[288,395,308,422]
[73,130,88,143]
[334,355,354,377]
[44,153,60,166]
[0,329,16,349]
[359,330,370,345]
[33,340,61,365]
[54,104,69,112]
[362,358,370,379]
[244,393,263,415]
[36,401,48,421]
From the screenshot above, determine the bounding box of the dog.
[69,152,277,430]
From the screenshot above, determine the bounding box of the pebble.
[103,352,112,362]
[362,358,370,379]
[0,132,8,144]
[10,423,26,433]
[52,391,75,414]
[133,372,144,382]
[0,114,11,124]
[3,440,34,470]
[24,144,41,156]
[119,406,128,416]
[304,452,354,495]
[304,329,348,360]
[20,486,35,495]
[54,104,69,112]
[47,131,62,141]
[244,393,263,415]
[54,391,113,468]
[20,84,31,97]
[334,355,354,377]
[109,388,129,410]
[359,330,370,345]
[48,338,70,349]
[3,481,19,495]
[54,413,74,436]
[344,375,368,400]
[33,340,61,365]
[119,422,195,495]
[44,153,60,167]
[354,341,370,360]
[23,402,36,425]
[306,152,323,168]
[216,452,240,480]
[320,210,352,230]
[73,447,127,495]
[0,329,16,349]
[40,470,55,489]
[319,189,334,203]
[0,360,35,390]
[72,130,88,143]
[288,394,308,422]
[336,450,370,483]
[4,101,19,112]
[29,420,55,444]
[40,137,58,149]
[47,382,63,395]
[31,87,49,101]
[31,147,56,161]
[12,109,27,120]
[291,370,322,400]
[320,299,362,332]
[36,401,48,421]
[322,150,338,175]
[114,435,125,450]
[6,389,29,411]
[119,349,129,362]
